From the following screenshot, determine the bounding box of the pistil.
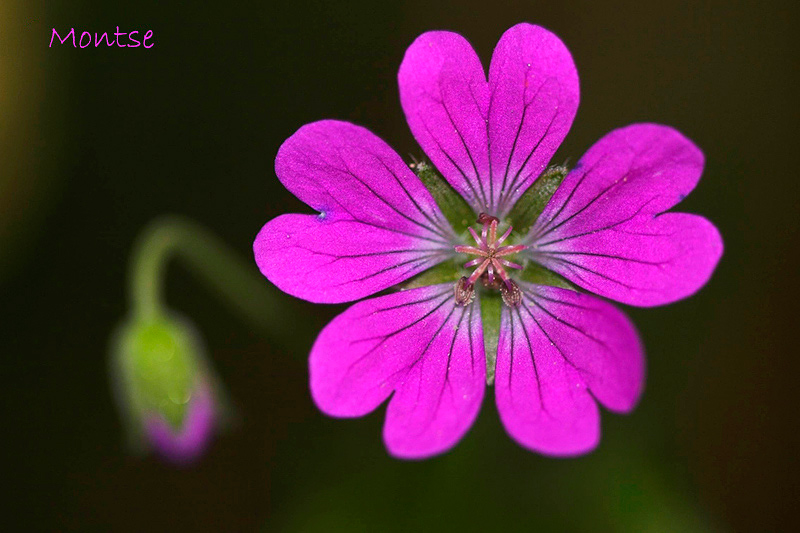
[454,213,526,307]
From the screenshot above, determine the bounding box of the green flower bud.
[110,313,219,464]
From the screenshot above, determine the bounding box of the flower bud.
[110,313,221,465]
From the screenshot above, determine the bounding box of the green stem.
[129,215,307,347]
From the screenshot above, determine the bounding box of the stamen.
[477,213,499,225]
[488,218,498,245]
[500,279,522,307]
[464,257,484,268]
[468,227,483,247]
[497,258,523,270]
[454,245,487,256]
[494,244,526,257]
[468,258,491,284]
[497,225,513,245]
[454,276,475,306]
[477,213,498,243]
[492,259,510,281]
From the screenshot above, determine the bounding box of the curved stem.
[129,215,308,347]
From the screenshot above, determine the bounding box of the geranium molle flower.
[254,23,722,458]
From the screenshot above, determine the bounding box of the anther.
[500,279,522,307]
[454,276,475,306]
[477,213,499,225]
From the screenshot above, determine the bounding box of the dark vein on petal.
[369,300,452,404]
[521,302,583,376]
[506,307,514,394]
[472,82,494,212]
[334,157,451,241]
[370,288,451,314]
[498,100,531,209]
[412,306,458,414]
[355,303,453,409]
[531,156,606,238]
[297,251,444,284]
[320,217,450,246]
[525,294,611,352]
[612,228,678,238]
[535,167,634,241]
[299,157,448,244]
[531,198,657,248]
[467,302,476,376]
[292,247,428,260]
[498,110,559,217]
[302,152,452,245]
[497,78,550,213]
[421,119,482,210]
[542,250,673,268]
[546,255,660,293]
[372,155,455,239]
[524,289,594,311]
[428,307,468,429]
[331,253,449,288]
[444,307,466,385]
[439,91,489,211]
[346,296,452,369]
[515,306,545,413]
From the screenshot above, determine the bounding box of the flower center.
[453,213,525,307]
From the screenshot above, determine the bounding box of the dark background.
[3,0,798,530]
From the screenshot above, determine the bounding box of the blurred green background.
[3,0,798,530]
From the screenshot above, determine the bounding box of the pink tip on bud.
[144,379,217,466]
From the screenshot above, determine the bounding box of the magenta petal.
[528,124,723,307]
[488,23,579,216]
[398,24,578,216]
[399,30,491,213]
[495,283,644,456]
[254,120,456,303]
[309,285,485,459]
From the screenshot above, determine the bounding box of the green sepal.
[112,313,202,430]
[402,260,461,289]
[479,293,502,386]
[413,161,475,233]
[506,165,569,233]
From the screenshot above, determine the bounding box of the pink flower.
[253,24,722,459]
